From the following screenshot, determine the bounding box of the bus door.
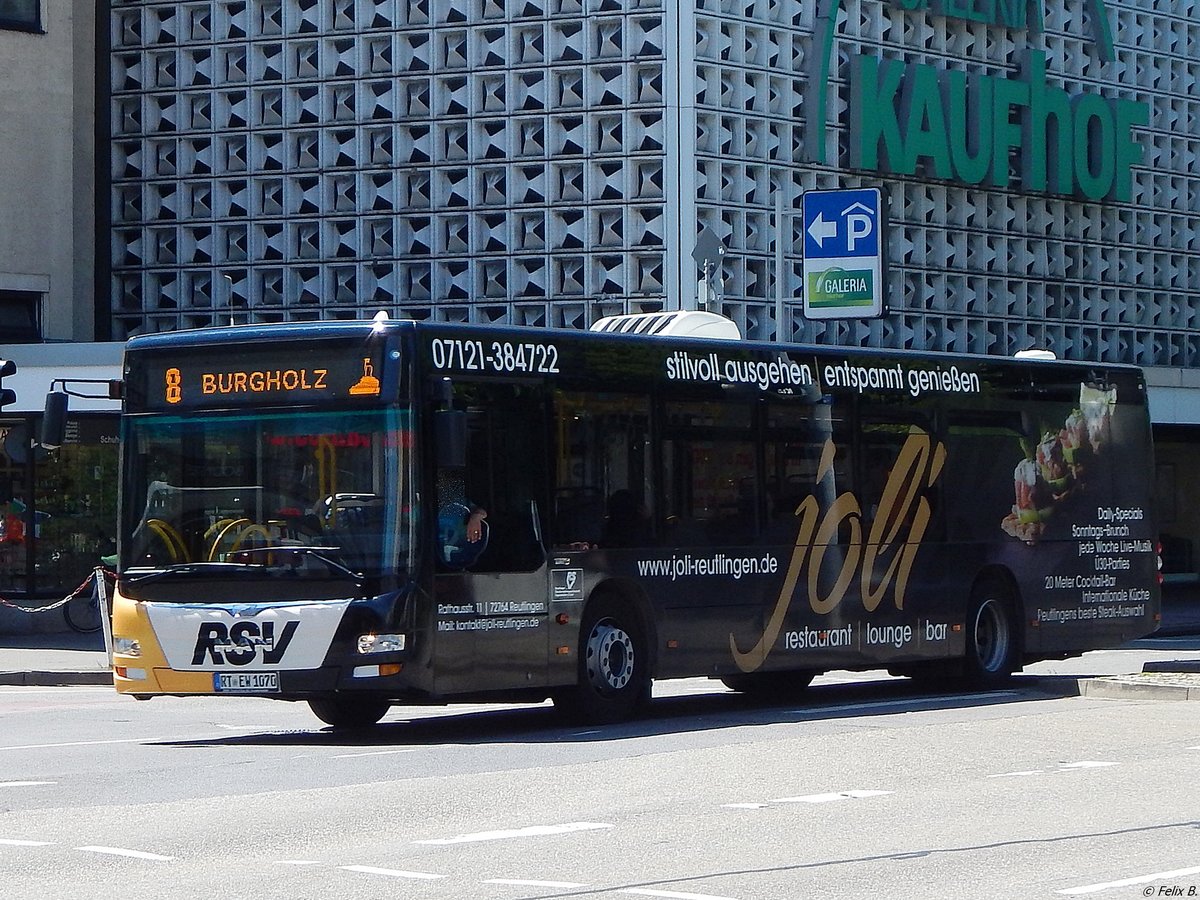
[431,381,551,694]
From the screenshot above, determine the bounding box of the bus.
[104,312,1161,727]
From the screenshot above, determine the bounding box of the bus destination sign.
[132,344,386,410]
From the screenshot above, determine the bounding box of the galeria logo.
[806,0,1145,203]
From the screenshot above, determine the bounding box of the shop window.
[0,416,118,597]
[0,0,41,33]
[0,291,41,341]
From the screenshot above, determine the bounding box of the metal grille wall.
[108,0,1200,366]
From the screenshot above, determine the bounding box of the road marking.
[772,790,892,804]
[277,860,322,866]
[989,762,1117,778]
[0,839,53,846]
[0,738,147,752]
[0,781,56,787]
[331,748,420,759]
[340,865,444,880]
[417,822,613,845]
[722,803,770,809]
[485,879,590,888]
[791,692,1019,716]
[78,845,173,861]
[1056,864,1200,895]
[619,889,739,900]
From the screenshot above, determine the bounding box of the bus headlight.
[357,633,406,654]
[114,637,142,657]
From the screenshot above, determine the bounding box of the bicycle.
[63,567,112,634]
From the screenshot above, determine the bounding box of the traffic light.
[0,359,15,409]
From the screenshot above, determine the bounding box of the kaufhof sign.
[809,0,1149,203]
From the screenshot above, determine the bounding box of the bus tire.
[557,599,650,724]
[964,579,1019,686]
[720,670,815,701]
[307,696,390,729]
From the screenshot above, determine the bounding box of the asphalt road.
[0,639,1197,900]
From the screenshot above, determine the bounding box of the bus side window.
[441,382,549,573]
[552,391,652,550]
[662,400,756,547]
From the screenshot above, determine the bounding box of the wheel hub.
[586,621,635,692]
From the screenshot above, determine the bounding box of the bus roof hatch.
[589,311,742,340]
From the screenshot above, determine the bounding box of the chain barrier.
[0,567,114,615]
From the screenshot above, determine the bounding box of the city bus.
[104,312,1161,727]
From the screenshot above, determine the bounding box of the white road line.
[331,748,420,759]
[277,860,322,866]
[722,803,770,809]
[0,781,56,787]
[792,692,1019,716]
[772,790,892,804]
[78,845,174,861]
[620,889,739,900]
[484,879,590,888]
[1056,864,1200,895]
[340,865,444,880]
[0,839,53,846]
[1058,761,1118,770]
[416,822,613,845]
[987,771,1044,778]
[0,738,148,752]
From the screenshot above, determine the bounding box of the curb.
[1078,676,1200,701]
[1143,659,1200,674]
[0,671,113,687]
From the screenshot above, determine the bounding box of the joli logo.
[729,430,946,672]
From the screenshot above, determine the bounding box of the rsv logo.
[191,620,299,666]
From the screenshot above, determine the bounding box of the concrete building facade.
[0,1,96,342]
[90,0,1200,579]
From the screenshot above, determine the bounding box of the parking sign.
[801,188,886,319]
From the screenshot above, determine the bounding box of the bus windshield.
[120,408,412,582]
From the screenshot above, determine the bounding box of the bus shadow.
[153,673,1078,750]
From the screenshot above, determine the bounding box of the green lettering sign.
[846,52,1149,201]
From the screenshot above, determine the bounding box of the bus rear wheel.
[307,696,391,729]
[556,600,650,724]
[965,580,1019,686]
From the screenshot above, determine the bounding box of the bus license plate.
[214,672,279,693]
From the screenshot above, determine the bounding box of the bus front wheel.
[556,600,650,724]
[964,580,1019,686]
[307,696,391,729]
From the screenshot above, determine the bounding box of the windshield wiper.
[124,562,247,586]
[230,545,366,587]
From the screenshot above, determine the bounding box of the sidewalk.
[0,629,111,686]
[1,587,1198,692]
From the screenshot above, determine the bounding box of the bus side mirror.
[434,409,467,468]
[41,391,69,450]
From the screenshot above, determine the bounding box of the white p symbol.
[846,213,872,252]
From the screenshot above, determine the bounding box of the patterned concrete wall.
[107,0,1199,366]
